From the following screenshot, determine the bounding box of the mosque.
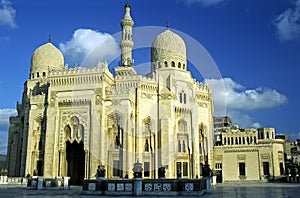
[6,3,214,184]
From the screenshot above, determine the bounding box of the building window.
[145,139,149,152]
[224,138,226,145]
[113,160,120,177]
[158,62,161,68]
[231,137,234,145]
[164,61,168,67]
[37,72,40,78]
[183,64,186,70]
[260,131,264,139]
[183,162,188,176]
[178,140,182,152]
[254,137,257,144]
[179,93,182,103]
[183,93,187,104]
[239,162,246,176]
[228,137,230,145]
[215,163,222,169]
[279,163,284,175]
[179,92,186,104]
[199,143,202,154]
[243,137,245,144]
[171,61,175,67]
[42,72,46,77]
[263,162,270,175]
[182,140,186,153]
[236,137,238,144]
[178,62,181,68]
[266,132,269,139]
[239,137,241,144]
[144,162,150,177]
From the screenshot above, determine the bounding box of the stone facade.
[6,4,214,184]
[213,126,285,182]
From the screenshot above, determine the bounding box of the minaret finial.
[48,35,51,43]
[125,0,130,8]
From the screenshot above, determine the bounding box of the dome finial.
[48,35,51,43]
[166,21,169,29]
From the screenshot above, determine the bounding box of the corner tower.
[120,3,134,66]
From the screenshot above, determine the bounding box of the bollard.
[37,177,43,190]
[133,178,143,196]
[63,177,70,190]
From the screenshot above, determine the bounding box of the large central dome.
[151,29,186,71]
[30,42,64,79]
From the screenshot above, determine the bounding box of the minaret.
[120,3,134,66]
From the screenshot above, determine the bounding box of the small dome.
[151,29,186,71]
[30,42,64,78]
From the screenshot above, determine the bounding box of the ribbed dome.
[30,42,64,79]
[151,30,187,71]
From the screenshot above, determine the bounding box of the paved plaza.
[0,182,299,197]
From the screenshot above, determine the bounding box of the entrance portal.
[66,141,85,185]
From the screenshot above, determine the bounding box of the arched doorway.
[66,141,85,185]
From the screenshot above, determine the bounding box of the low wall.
[82,178,209,196]
[27,177,70,190]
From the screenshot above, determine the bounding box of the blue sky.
[0,0,300,154]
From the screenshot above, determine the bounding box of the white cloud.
[206,78,287,112]
[273,0,300,41]
[0,0,16,28]
[0,108,17,131]
[59,29,119,66]
[227,111,261,129]
[181,0,225,6]
[206,78,287,128]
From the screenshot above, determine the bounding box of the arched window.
[37,72,40,78]
[32,73,34,79]
[224,138,226,145]
[178,62,181,69]
[243,137,245,144]
[183,64,186,70]
[183,93,187,104]
[42,72,46,77]
[65,125,71,139]
[239,137,241,144]
[178,120,187,133]
[178,140,181,152]
[236,137,238,144]
[164,61,168,67]
[228,137,230,145]
[171,61,175,67]
[182,141,186,153]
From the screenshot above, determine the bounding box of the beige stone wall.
[213,127,285,182]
